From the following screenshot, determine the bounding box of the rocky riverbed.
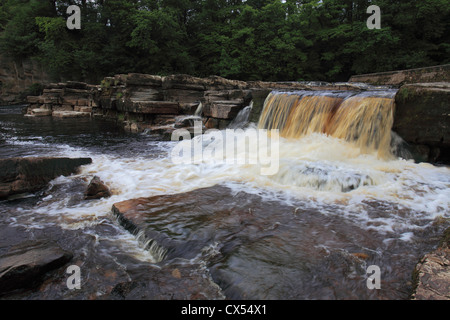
[0,84,449,300]
[1,175,448,300]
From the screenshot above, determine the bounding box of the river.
[0,102,449,300]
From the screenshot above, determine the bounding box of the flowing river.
[0,94,449,299]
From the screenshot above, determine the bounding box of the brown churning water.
[258,90,396,159]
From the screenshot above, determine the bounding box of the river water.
[0,103,449,300]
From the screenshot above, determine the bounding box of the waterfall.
[194,102,203,117]
[228,101,254,129]
[258,90,397,159]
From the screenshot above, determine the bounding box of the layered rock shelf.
[24,81,97,119]
[22,67,450,164]
[24,74,379,134]
[349,64,450,86]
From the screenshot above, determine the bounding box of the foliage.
[0,0,448,82]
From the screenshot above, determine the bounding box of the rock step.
[0,240,73,296]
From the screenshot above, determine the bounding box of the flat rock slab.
[30,109,52,117]
[0,157,92,199]
[52,111,91,118]
[0,240,73,295]
[111,184,440,299]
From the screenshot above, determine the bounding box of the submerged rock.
[108,261,224,300]
[0,157,92,200]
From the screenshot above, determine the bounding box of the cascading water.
[194,102,203,117]
[258,90,397,159]
[0,86,448,300]
[228,101,253,129]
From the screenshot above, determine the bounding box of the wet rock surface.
[84,176,112,200]
[412,228,450,300]
[112,184,447,300]
[0,240,73,296]
[108,261,224,300]
[0,190,224,300]
[393,83,450,164]
[0,157,92,200]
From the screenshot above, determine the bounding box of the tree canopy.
[1,0,449,83]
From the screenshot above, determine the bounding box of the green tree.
[0,0,54,59]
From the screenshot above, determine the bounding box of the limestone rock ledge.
[412,228,450,300]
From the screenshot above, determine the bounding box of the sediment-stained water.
[0,99,448,299]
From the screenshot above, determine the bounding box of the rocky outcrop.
[24,81,97,118]
[93,73,383,134]
[94,73,254,133]
[393,83,450,164]
[345,65,450,165]
[0,240,73,296]
[412,228,450,300]
[349,64,450,86]
[0,157,92,200]
[0,54,51,105]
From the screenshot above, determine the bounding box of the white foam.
[9,129,448,255]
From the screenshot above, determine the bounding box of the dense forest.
[1,0,449,83]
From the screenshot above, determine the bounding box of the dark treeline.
[1,0,449,83]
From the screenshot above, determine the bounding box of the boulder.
[393,83,450,164]
[0,240,73,295]
[0,157,92,200]
[207,101,243,119]
[84,176,112,200]
[174,116,202,129]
